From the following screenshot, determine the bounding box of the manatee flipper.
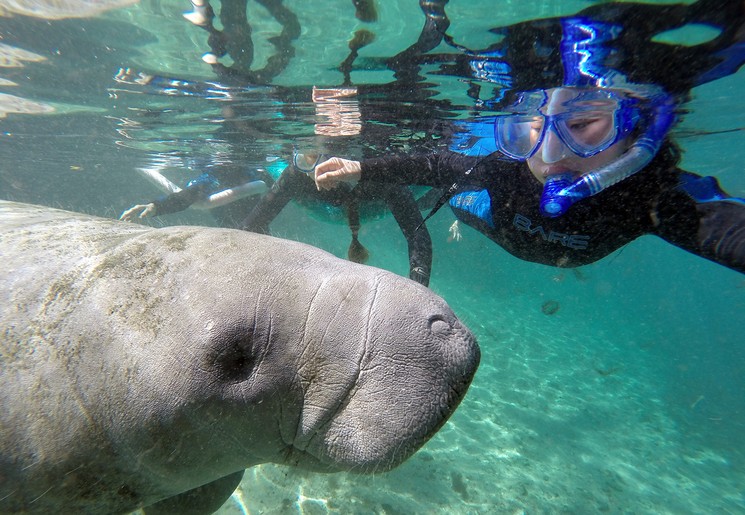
[142,470,245,515]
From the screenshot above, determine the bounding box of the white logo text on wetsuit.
[513,214,590,250]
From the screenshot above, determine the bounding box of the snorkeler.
[119,162,274,228]
[122,0,447,284]
[178,0,446,285]
[313,1,745,275]
[239,86,432,286]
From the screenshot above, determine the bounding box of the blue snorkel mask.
[489,17,677,217]
[427,4,744,227]
[495,89,641,161]
[536,93,675,217]
[494,87,675,217]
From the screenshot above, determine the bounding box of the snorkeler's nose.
[541,127,571,164]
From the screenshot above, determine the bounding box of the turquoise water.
[1,1,744,513]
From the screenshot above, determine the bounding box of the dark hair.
[642,139,683,188]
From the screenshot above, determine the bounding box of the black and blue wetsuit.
[151,166,274,228]
[360,146,745,273]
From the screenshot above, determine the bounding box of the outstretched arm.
[689,201,745,274]
[120,203,156,221]
[314,157,362,190]
[315,151,487,191]
[120,177,213,222]
[655,175,745,274]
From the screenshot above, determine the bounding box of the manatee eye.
[210,326,256,382]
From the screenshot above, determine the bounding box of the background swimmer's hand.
[314,157,361,191]
[448,220,462,242]
[119,203,156,222]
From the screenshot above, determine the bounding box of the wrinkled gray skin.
[0,201,479,515]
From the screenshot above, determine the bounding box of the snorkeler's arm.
[120,203,156,221]
[315,157,362,190]
[382,185,433,287]
[361,152,485,186]
[241,165,312,233]
[315,152,485,190]
[689,201,745,274]
[654,184,745,275]
[149,185,208,217]
[120,181,211,221]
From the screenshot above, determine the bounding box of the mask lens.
[495,116,542,159]
[495,90,638,160]
[293,152,321,173]
[553,109,619,156]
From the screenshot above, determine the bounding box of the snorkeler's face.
[525,88,630,184]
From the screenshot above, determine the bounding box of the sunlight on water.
[0,0,138,19]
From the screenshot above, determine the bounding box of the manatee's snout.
[300,274,480,473]
[344,310,479,472]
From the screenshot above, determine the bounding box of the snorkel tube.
[539,95,676,217]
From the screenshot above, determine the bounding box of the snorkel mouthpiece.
[540,173,576,216]
[538,95,675,217]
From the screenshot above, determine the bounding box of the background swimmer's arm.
[152,185,210,215]
[241,165,306,233]
[120,203,156,221]
[120,181,211,221]
[382,185,433,287]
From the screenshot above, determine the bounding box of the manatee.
[0,201,479,514]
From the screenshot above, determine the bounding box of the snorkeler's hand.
[119,203,156,222]
[314,157,361,191]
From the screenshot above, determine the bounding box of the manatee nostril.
[428,316,450,334]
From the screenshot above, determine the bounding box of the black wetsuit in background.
[150,166,274,228]
[241,165,433,286]
[360,148,745,273]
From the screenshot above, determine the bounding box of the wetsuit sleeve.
[152,183,210,216]
[654,191,745,274]
[360,151,486,187]
[688,201,745,273]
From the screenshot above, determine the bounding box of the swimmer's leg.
[384,185,433,286]
[240,165,310,233]
[346,198,370,264]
